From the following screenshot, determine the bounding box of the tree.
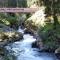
[41,0,60,28]
[7,0,17,7]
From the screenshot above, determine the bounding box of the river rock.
[0,24,23,60]
[0,32,23,47]
[32,36,56,53]
[0,23,23,47]
[0,24,14,32]
[55,47,60,58]
[55,48,60,59]
[55,47,60,54]
[55,48,60,55]
[32,38,44,49]
[0,32,23,60]
[24,28,35,35]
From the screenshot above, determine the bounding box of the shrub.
[38,23,60,49]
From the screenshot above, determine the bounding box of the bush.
[0,13,19,30]
[38,23,60,50]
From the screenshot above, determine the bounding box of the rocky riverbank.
[23,8,60,59]
[0,24,23,47]
[24,21,60,60]
[0,23,23,60]
[0,32,23,47]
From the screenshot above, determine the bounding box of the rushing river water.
[6,27,58,60]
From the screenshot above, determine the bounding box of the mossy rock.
[0,32,23,47]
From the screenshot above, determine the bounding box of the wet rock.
[55,48,60,59]
[32,36,56,53]
[0,48,7,60]
[24,28,34,35]
[0,24,14,32]
[0,23,23,60]
[0,48,5,56]
[32,36,44,49]
[0,47,16,60]
[55,53,60,60]
[0,55,4,60]
[0,23,23,47]
[0,32,23,47]
[55,48,60,54]
[32,41,56,53]
[32,41,39,48]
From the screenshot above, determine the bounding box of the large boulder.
[55,47,60,54]
[0,24,23,47]
[55,48,60,59]
[0,32,23,47]
[0,24,14,32]
[24,28,35,35]
[32,37,44,50]
[0,22,23,60]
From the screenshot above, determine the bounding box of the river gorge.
[5,27,58,60]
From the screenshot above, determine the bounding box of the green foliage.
[8,0,17,7]
[8,0,27,7]
[0,0,27,7]
[0,13,19,30]
[42,0,60,14]
[27,0,40,7]
[17,0,27,7]
[38,23,60,49]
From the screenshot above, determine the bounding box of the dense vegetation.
[0,0,60,60]
[37,0,60,52]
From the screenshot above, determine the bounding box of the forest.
[0,0,60,60]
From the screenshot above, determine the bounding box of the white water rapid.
[5,27,58,60]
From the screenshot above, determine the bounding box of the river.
[5,27,58,60]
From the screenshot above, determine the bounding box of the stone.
[0,32,23,47]
[55,47,60,54]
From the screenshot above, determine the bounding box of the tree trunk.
[53,13,59,29]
